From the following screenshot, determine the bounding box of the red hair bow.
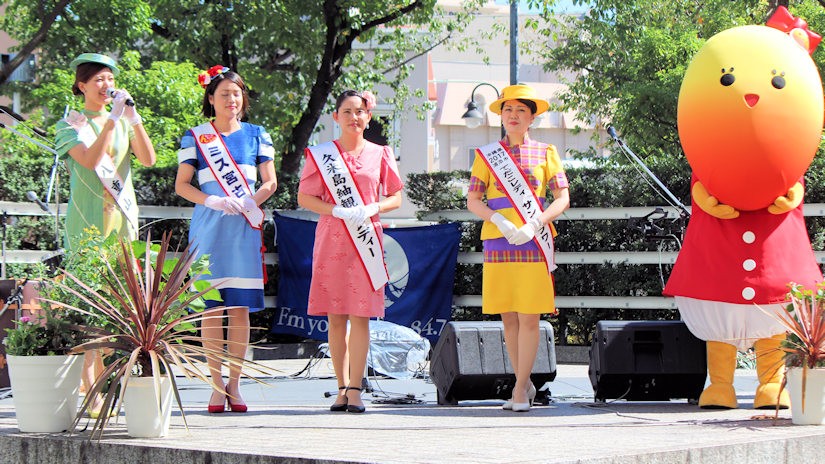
[766,6,821,54]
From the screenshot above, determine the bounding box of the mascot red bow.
[664,6,824,409]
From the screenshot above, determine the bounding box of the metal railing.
[4,201,825,310]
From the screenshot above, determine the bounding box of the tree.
[0,0,70,86]
[530,0,825,160]
[1,0,482,174]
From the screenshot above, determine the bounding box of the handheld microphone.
[26,190,50,213]
[105,88,135,107]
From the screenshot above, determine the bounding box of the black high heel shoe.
[330,386,348,412]
[345,386,366,413]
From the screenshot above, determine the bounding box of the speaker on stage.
[588,320,707,403]
[429,320,556,405]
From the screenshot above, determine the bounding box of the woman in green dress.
[54,53,156,250]
[53,53,156,416]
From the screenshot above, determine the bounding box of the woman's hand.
[490,213,518,241]
[205,195,243,215]
[509,217,542,245]
[108,92,128,123]
[118,90,142,126]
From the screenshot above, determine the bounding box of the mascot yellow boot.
[698,341,738,409]
[753,334,791,409]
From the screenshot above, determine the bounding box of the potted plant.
[772,282,825,425]
[43,231,270,438]
[2,304,86,433]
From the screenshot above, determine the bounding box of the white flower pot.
[122,376,173,437]
[786,367,825,425]
[7,354,83,433]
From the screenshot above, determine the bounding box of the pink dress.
[298,140,403,317]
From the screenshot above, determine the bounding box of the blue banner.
[272,213,461,343]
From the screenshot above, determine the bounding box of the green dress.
[54,109,137,250]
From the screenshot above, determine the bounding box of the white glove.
[332,205,357,222]
[348,205,369,226]
[242,197,257,212]
[108,92,127,123]
[204,195,240,215]
[225,197,245,214]
[364,202,380,218]
[490,212,518,241]
[350,203,380,226]
[509,217,543,246]
[119,91,142,126]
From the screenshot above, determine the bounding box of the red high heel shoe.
[227,396,248,413]
[208,393,226,414]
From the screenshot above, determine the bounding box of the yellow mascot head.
[678,7,823,211]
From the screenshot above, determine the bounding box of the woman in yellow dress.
[466,84,569,412]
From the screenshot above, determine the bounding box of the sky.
[493,0,591,14]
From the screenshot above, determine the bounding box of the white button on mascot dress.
[664,7,824,409]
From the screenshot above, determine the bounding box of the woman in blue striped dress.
[175,66,277,413]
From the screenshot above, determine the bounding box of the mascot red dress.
[664,7,824,409]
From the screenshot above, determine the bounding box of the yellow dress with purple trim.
[469,136,567,315]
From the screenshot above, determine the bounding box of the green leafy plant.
[2,309,86,356]
[43,231,269,438]
[777,283,825,370]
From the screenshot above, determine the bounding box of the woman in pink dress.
[297,89,403,413]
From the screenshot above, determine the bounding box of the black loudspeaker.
[589,320,707,403]
[0,279,20,389]
[429,320,556,405]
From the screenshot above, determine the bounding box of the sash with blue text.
[191,122,264,229]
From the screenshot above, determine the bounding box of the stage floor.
[1,358,822,464]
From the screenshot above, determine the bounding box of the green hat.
[69,53,119,76]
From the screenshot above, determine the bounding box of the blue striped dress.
[177,122,274,312]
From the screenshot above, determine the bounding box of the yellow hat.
[488,84,549,115]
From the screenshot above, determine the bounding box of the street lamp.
[461,0,518,137]
[461,82,505,137]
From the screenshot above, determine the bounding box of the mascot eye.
[720,73,735,86]
[771,75,786,89]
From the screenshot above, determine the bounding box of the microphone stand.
[0,117,62,249]
[606,126,690,219]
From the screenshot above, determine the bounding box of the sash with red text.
[476,141,556,273]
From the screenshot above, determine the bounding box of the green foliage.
[405,170,471,217]
[2,0,486,174]
[535,0,768,157]
[780,283,825,369]
[45,231,262,438]
[3,308,87,356]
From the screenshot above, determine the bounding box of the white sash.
[69,116,138,234]
[306,141,389,291]
[477,141,557,273]
[191,122,264,230]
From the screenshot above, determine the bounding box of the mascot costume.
[664,7,824,409]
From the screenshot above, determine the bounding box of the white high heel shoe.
[510,383,536,412]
